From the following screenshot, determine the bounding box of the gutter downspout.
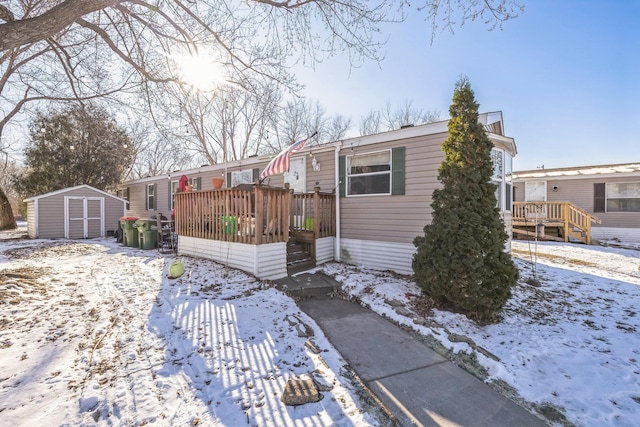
[334,142,341,262]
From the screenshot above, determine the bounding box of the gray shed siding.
[26,201,36,238]
[26,186,126,239]
[338,132,446,244]
[36,193,67,239]
[513,176,640,229]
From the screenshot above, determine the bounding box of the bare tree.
[0,158,21,229]
[381,99,440,129]
[360,100,440,135]
[0,0,523,142]
[325,114,352,142]
[0,0,522,226]
[359,110,382,136]
[263,98,341,153]
[145,76,283,168]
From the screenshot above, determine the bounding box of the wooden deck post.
[563,203,569,242]
[254,186,263,245]
[313,187,320,240]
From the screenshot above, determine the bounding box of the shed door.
[65,196,104,239]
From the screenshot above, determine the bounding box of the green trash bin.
[135,218,158,250]
[120,217,139,248]
[222,216,237,235]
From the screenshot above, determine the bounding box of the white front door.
[284,157,306,194]
[65,196,105,239]
[525,181,547,202]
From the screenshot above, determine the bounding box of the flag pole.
[259,131,317,185]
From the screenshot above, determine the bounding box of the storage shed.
[24,185,127,239]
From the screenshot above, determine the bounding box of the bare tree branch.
[0,0,123,51]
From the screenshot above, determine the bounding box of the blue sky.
[295,0,640,171]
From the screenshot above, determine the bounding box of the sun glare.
[174,51,228,92]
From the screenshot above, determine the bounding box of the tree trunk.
[0,186,17,230]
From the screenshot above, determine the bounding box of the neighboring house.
[24,185,127,239]
[512,163,640,243]
[119,111,516,278]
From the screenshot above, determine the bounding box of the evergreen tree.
[412,77,518,321]
[13,104,135,198]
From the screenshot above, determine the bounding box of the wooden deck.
[512,201,601,244]
[174,185,336,246]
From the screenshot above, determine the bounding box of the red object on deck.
[178,175,188,192]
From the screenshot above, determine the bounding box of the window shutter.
[594,183,605,212]
[145,185,148,210]
[338,155,346,197]
[196,177,201,190]
[391,147,406,195]
[125,187,129,201]
[252,168,260,183]
[227,172,232,188]
[153,184,157,209]
[168,182,173,210]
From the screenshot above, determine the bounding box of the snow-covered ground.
[1,222,639,426]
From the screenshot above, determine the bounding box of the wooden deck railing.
[512,201,601,244]
[174,186,336,244]
[174,186,292,244]
[291,187,336,239]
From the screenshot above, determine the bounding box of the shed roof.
[513,162,640,181]
[24,184,127,203]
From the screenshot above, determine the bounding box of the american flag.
[259,133,316,181]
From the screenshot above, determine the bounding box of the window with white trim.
[505,153,513,211]
[490,148,513,211]
[606,182,640,212]
[146,184,155,210]
[231,170,254,187]
[170,181,179,210]
[169,178,199,209]
[347,150,391,195]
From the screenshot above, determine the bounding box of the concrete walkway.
[286,274,547,426]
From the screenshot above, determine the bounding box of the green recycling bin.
[120,217,139,248]
[135,218,158,250]
[222,216,237,235]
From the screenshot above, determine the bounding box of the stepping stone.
[281,376,322,406]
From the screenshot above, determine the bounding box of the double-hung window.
[169,178,200,209]
[347,150,391,196]
[606,183,640,212]
[146,184,155,210]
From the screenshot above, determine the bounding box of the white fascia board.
[24,184,127,203]
[121,156,269,186]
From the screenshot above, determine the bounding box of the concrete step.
[287,259,316,276]
[275,271,341,297]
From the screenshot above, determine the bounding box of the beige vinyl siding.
[339,133,445,244]
[303,150,336,192]
[513,176,640,229]
[513,183,525,203]
[105,197,126,234]
[122,154,336,218]
[125,183,148,218]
